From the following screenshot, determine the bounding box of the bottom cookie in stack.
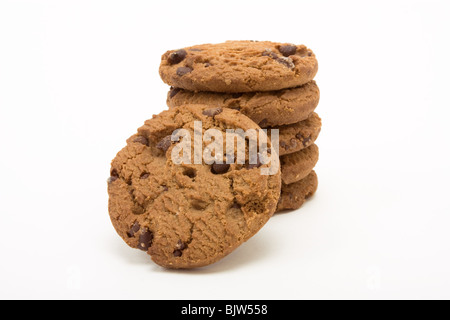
[277,171,318,212]
[277,145,319,212]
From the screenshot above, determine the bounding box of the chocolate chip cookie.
[107,104,281,269]
[269,112,321,156]
[159,41,318,93]
[280,144,319,185]
[167,81,320,128]
[276,171,318,212]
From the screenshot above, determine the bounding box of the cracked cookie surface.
[167,81,320,127]
[107,104,281,269]
[159,41,318,93]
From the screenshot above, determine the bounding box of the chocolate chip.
[176,240,187,250]
[202,107,223,117]
[204,63,212,67]
[279,45,297,57]
[167,49,187,65]
[108,169,119,183]
[169,87,181,98]
[231,93,243,99]
[262,49,279,59]
[183,168,197,179]
[162,185,168,191]
[133,135,149,146]
[302,136,312,147]
[231,201,241,209]
[138,228,153,251]
[140,172,150,179]
[127,221,140,238]
[108,176,118,183]
[191,199,208,210]
[156,135,172,152]
[173,249,183,257]
[263,49,295,68]
[176,67,193,76]
[276,56,295,69]
[211,163,230,174]
[296,133,312,147]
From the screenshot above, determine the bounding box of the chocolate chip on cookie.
[276,56,295,69]
[176,67,193,76]
[133,135,149,146]
[278,45,297,57]
[211,163,230,174]
[262,49,279,59]
[263,49,295,69]
[169,87,181,98]
[173,240,187,257]
[156,135,172,152]
[108,169,119,183]
[138,228,154,251]
[202,107,223,117]
[167,49,187,65]
[127,221,140,238]
[140,172,150,179]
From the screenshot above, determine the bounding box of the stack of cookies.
[107,40,321,269]
[160,41,321,212]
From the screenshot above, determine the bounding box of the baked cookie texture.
[160,41,318,93]
[269,112,321,156]
[167,81,320,128]
[276,171,318,212]
[108,104,281,269]
[280,144,319,185]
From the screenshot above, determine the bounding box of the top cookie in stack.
[160,40,321,212]
[159,40,317,93]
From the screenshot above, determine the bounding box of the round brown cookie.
[280,144,319,185]
[167,81,320,128]
[160,41,318,93]
[269,112,321,156]
[276,171,318,212]
[107,104,281,269]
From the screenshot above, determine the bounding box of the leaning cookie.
[167,81,320,128]
[276,171,318,212]
[269,112,321,156]
[107,104,281,269]
[280,144,319,185]
[160,41,318,93]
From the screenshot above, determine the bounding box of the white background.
[1,0,449,300]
